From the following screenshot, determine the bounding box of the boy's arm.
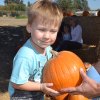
[11,81,60,97]
[12,81,41,91]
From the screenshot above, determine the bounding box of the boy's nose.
[43,32,50,39]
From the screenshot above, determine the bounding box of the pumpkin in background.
[67,94,89,100]
[42,51,86,100]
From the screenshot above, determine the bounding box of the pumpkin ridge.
[67,52,85,86]
[61,51,74,86]
[67,55,80,86]
[68,52,82,83]
[54,57,66,90]
[59,54,74,87]
[58,51,75,87]
[50,59,61,90]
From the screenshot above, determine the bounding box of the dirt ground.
[0,17,28,100]
[0,17,27,26]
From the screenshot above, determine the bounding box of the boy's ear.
[26,24,31,33]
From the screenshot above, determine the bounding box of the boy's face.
[27,18,59,49]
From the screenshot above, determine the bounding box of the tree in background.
[4,0,23,4]
[2,0,90,17]
[81,0,89,10]
[0,0,26,17]
[56,0,69,11]
[27,1,31,7]
[5,0,25,10]
[4,0,10,5]
[56,0,90,14]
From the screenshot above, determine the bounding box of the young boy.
[8,0,63,99]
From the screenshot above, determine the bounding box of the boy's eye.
[51,31,57,33]
[50,30,57,33]
[38,29,46,32]
[38,28,57,33]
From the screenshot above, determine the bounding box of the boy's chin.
[40,44,50,49]
[40,45,49,49]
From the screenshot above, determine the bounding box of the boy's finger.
[45,83,53,87]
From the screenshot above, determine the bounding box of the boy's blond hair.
[27,0,63,27]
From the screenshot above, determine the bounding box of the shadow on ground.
[0,26,29,93]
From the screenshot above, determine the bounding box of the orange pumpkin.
[42,51,86,100]
[67,94,89,100]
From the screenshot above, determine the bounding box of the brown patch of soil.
[0,25,29,99]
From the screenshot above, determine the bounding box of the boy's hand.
[40,83,60,97]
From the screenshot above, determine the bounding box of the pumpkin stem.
[51,50,58,58]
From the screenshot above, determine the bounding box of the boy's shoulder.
[15,39,52,59]
[15,39,35,58]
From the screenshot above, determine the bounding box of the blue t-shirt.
[8,38,52,96]
[86,66,100,100]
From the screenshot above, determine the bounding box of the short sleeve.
[10,57,31,84]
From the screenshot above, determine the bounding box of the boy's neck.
[30,38,46,55]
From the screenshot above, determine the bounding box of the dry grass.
[0,92,10,100]
[0,17,27,26]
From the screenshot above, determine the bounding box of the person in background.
[55,24,71,51]
[62,24,72,41]
[69,15,83,49]
[82,11,90,16]
[8,0,63,100]
[97,10,100,17]
[55,15,83,51]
